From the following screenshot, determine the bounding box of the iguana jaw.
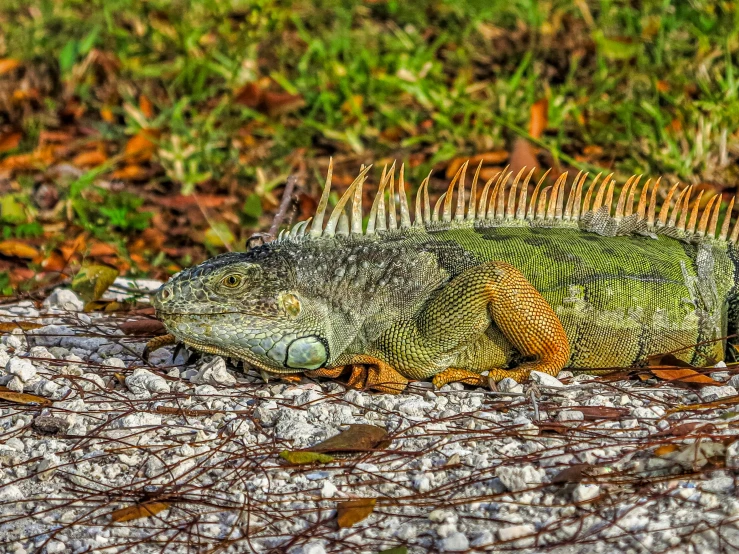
[157,311,325,376]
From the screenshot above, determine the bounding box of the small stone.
[727,374,739,389]
[44,541,66,554]
[102,357,126,368]
[440,532,469,552]
[320,480,337,499]
[7,358,36,382]
[572,484,600,503]
[191,357,237,387]
[557,410,584,422]
[498,524,535,541]
[699,386,737,402]
[6,376,24,392]
[529,371,564,388]
[44,289,84,312]
[125,368,171,396]
[495,465,546,492]
[300,543,326,554]
[0,484,23,501]
[32,415,69,435]
[497,378,523,394]
[471,530,494,547]
[79,373,106,392]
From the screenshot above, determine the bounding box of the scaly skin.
[151,164,739,393]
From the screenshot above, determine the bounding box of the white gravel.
[0,284,738,553]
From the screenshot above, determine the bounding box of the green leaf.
[279,451,335,464]
[72,263,119,306]
[204,222,235,249]
[378,547,407,554]
[242,193,263,219]
[79,26,100,55]
[0,195,27,224]
[59,40,78,73]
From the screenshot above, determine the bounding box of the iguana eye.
[280,293,301,317]
[222,274,242,288]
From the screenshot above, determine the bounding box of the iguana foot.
[143,333,176,362]
[432,368,487,389]
[306,357,409,394]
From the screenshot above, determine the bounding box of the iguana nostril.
[159,287,172,302]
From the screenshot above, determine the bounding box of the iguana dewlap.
[151,161,739,393]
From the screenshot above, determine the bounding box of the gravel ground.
[1,281,739,554]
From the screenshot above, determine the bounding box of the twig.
[268,174,300,238]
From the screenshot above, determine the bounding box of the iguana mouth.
[179,336,301,376]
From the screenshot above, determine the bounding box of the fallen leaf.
[0,132,22,153]
[0,387,52,406]
[528,98,548,139]
[279,451,335,464]
[647,354,721,386]
[111,501,170,523]
[119,319,166,336]
[263,91,305,117]
[550,464,587,484]
[0,322,43,333]
[308,424,390,453]
[100,107,115,123]
[72,150,107,167]
[654,422,716,438]
[139,94,154,119]
[110,165,148,181]
[88,242,118,257]
[124,129,159,161]
[0,240,39,259]
[337,498,377,528]
[71,263,119,305]
[378,548,408,554]
[0,59,20,75]
[654,444,680,457]
[649,367,720,386]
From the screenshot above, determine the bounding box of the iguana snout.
[152,251,330,373]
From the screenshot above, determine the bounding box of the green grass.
[1,0,738,274]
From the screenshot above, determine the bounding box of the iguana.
[150,161,739,393]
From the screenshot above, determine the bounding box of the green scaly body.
[152,163,739,387]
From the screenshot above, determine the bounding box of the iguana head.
[152,250,330,374]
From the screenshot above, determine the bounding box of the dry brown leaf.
[529,98,548,139]
[263,91,305,117]
[139,94,154,119]
[111,501,170,523]
[0,387,52,406]
[308,424,390,453]
[124,129,159,161]
[0,240,38,259]
[100,107,115,123]
[0,59,20,75]
[88,242,118,257]
[41,251,69,273]
[0,132,22,153]
[0,322,43,333]
[650,367,721,385]
[119,319,166,336]
[72,150,107,168]
[110,165,148,181]
[337,498,377,528]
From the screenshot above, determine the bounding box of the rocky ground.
[1,282,739,554]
